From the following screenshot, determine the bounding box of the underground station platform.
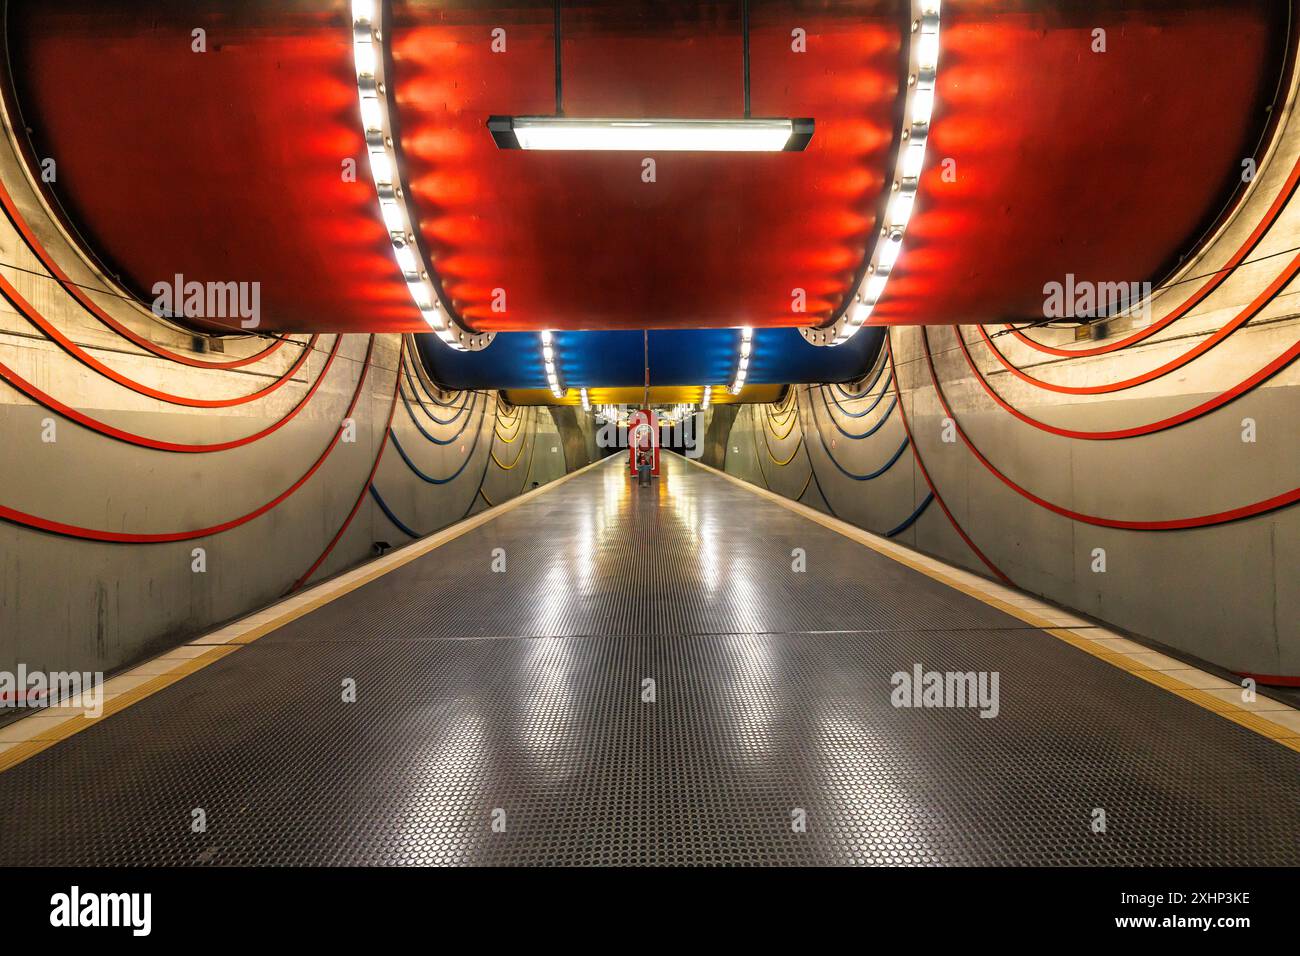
[5,0,1300,934]
[2,455,1296,869]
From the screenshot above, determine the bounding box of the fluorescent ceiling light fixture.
[901,140,927,179]
[367,148,393,184]
[887,191,916,228]
[488,116,814,153]
[910,89,934,127]
[354,41,377,78]
[407,281,432,309]
[877,236,903,270]
[359,96,383,132]
[379,198,404,232]
[917,33,940,72]
[864,274,890,302]
[392,245,418,277]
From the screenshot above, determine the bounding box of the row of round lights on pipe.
[801,0,941,347]
[580,387,591,411]
[729,326,754,395]
[350,0,491,351]
[540,330,565,398]
[701,385,711,409]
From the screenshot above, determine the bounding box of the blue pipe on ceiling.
[416,326,884,392]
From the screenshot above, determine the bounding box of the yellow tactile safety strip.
[685,456,1300,754]
[0,647,240,771]
[0,454,622,774]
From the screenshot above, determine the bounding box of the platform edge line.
[681,455,1300,753]
[0,453,620,774]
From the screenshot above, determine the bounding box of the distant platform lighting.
[487,116,814,153]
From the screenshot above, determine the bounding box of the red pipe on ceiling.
[2,0,1288,334]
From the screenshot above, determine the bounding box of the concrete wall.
[550,404,605,474]
[705,65,1300,683]
[0,123,595,686]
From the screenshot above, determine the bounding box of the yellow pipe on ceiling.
[502,384,786,406]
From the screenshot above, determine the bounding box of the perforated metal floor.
[0,454,1297,865]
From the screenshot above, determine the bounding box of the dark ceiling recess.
[2,0,1291,335]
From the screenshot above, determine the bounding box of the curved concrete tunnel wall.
[0,124,600,684]
[702,67,1300,685]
